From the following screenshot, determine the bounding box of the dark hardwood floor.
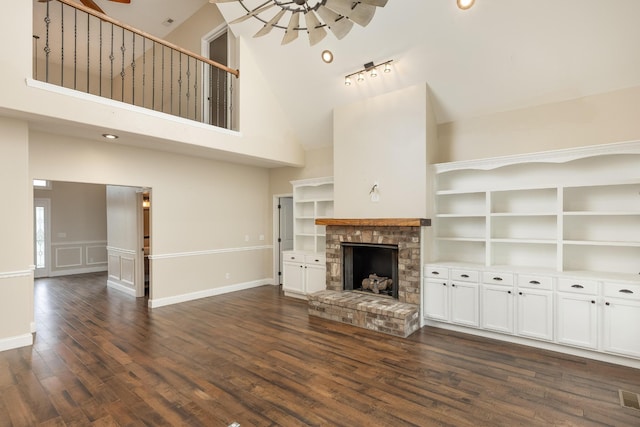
[1,273,639,426]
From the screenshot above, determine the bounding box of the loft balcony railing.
[32,0,239,130]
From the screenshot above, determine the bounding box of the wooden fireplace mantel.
[315,218,431,227]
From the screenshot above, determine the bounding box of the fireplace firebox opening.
[342,242,399,299]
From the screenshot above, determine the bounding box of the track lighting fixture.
[344,59,393,86]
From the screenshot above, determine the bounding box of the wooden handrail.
[54,0,239,77]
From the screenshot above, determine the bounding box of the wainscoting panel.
[51,241,108,276]
[86,245,108,265]
[55,246,82,268]
[107,247,136,296]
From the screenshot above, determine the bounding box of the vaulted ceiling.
[59,0,640,150]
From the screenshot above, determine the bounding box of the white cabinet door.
[424,279,449,321]
[603,298,640,358]
[517,289,553,341]
[482,285,514,334]
[305,263,326,294]
[556,293,598,349]
[282,261,304,294]
[450,282,479,327]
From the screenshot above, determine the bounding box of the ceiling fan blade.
[281,12,300,45]
[317,5,353,40]
[359,0,388,7]
[209,0,241,3]
[230,3,275,24]
[304,10,327,46]
[325,0,376,27]
[109,0,131,4]
[254,9,286,38]
[79,0,106,14]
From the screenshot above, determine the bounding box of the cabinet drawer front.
[284,253,304,262]
[603,282,640,300]
[451,269,479,282]
[482,272,514,286]
[557,278,598,295]
[518,274,553,290]
[305,255,326,266]
[425,265,449,279]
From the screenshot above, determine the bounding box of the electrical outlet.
[225,273,230,279]
[244,235,250,242]
[259,234,265,241]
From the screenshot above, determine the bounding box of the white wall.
[29,129,273,305]
[333,84,436,219]
[34,182,108,276]
[437,85,640,163]
[106,185,140,294]
[0,118,33,350]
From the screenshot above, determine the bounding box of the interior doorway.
[202,24,237,130]
[273,195,293,286]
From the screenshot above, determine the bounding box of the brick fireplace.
[308,218,430,337]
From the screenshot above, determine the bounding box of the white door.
[278,197,294,285]
[450,282,479,327]
[517,289,554,341]
[482,285,514,334]
[34,198,51,278]
[556,293,598,349]
[424,279,449,321]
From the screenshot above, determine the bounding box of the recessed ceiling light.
[457,0,475,10]
[321,50,334,64]
[102,133,118,140]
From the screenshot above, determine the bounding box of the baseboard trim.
[107,280,136,297]
[149,278,272,308]
[424,320,640,370]
[0,333,33,352]
[49,266,108,277]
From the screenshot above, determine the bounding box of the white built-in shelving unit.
[282,177,333,299]
[291,176,334,253]
[425,141,640,367]
[432,142,640,278]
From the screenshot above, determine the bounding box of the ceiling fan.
[210,0,389,46]
[38,0,131,15]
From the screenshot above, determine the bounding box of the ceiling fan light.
[457,0,475,10]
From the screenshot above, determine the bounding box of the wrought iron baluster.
[60,1,64,85]
[186,56,190,118]
[110,24,114,99]
[170,50,174,114]
[121,27,126,101]
[161,46,165,112]
[131,32,136,105]
[193,58,198,121]
[216,67,220,127]
[229,75,234,130]
[44,1,50,82]
[178,53,183,117]
[99,20,102,97]
[152,42,156,111]
[86,13,90,93]
[142,38,146,108]
[74,8,77,90]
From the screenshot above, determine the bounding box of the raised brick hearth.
[309,219,429,337]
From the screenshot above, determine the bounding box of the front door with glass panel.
[34,198,51,278]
